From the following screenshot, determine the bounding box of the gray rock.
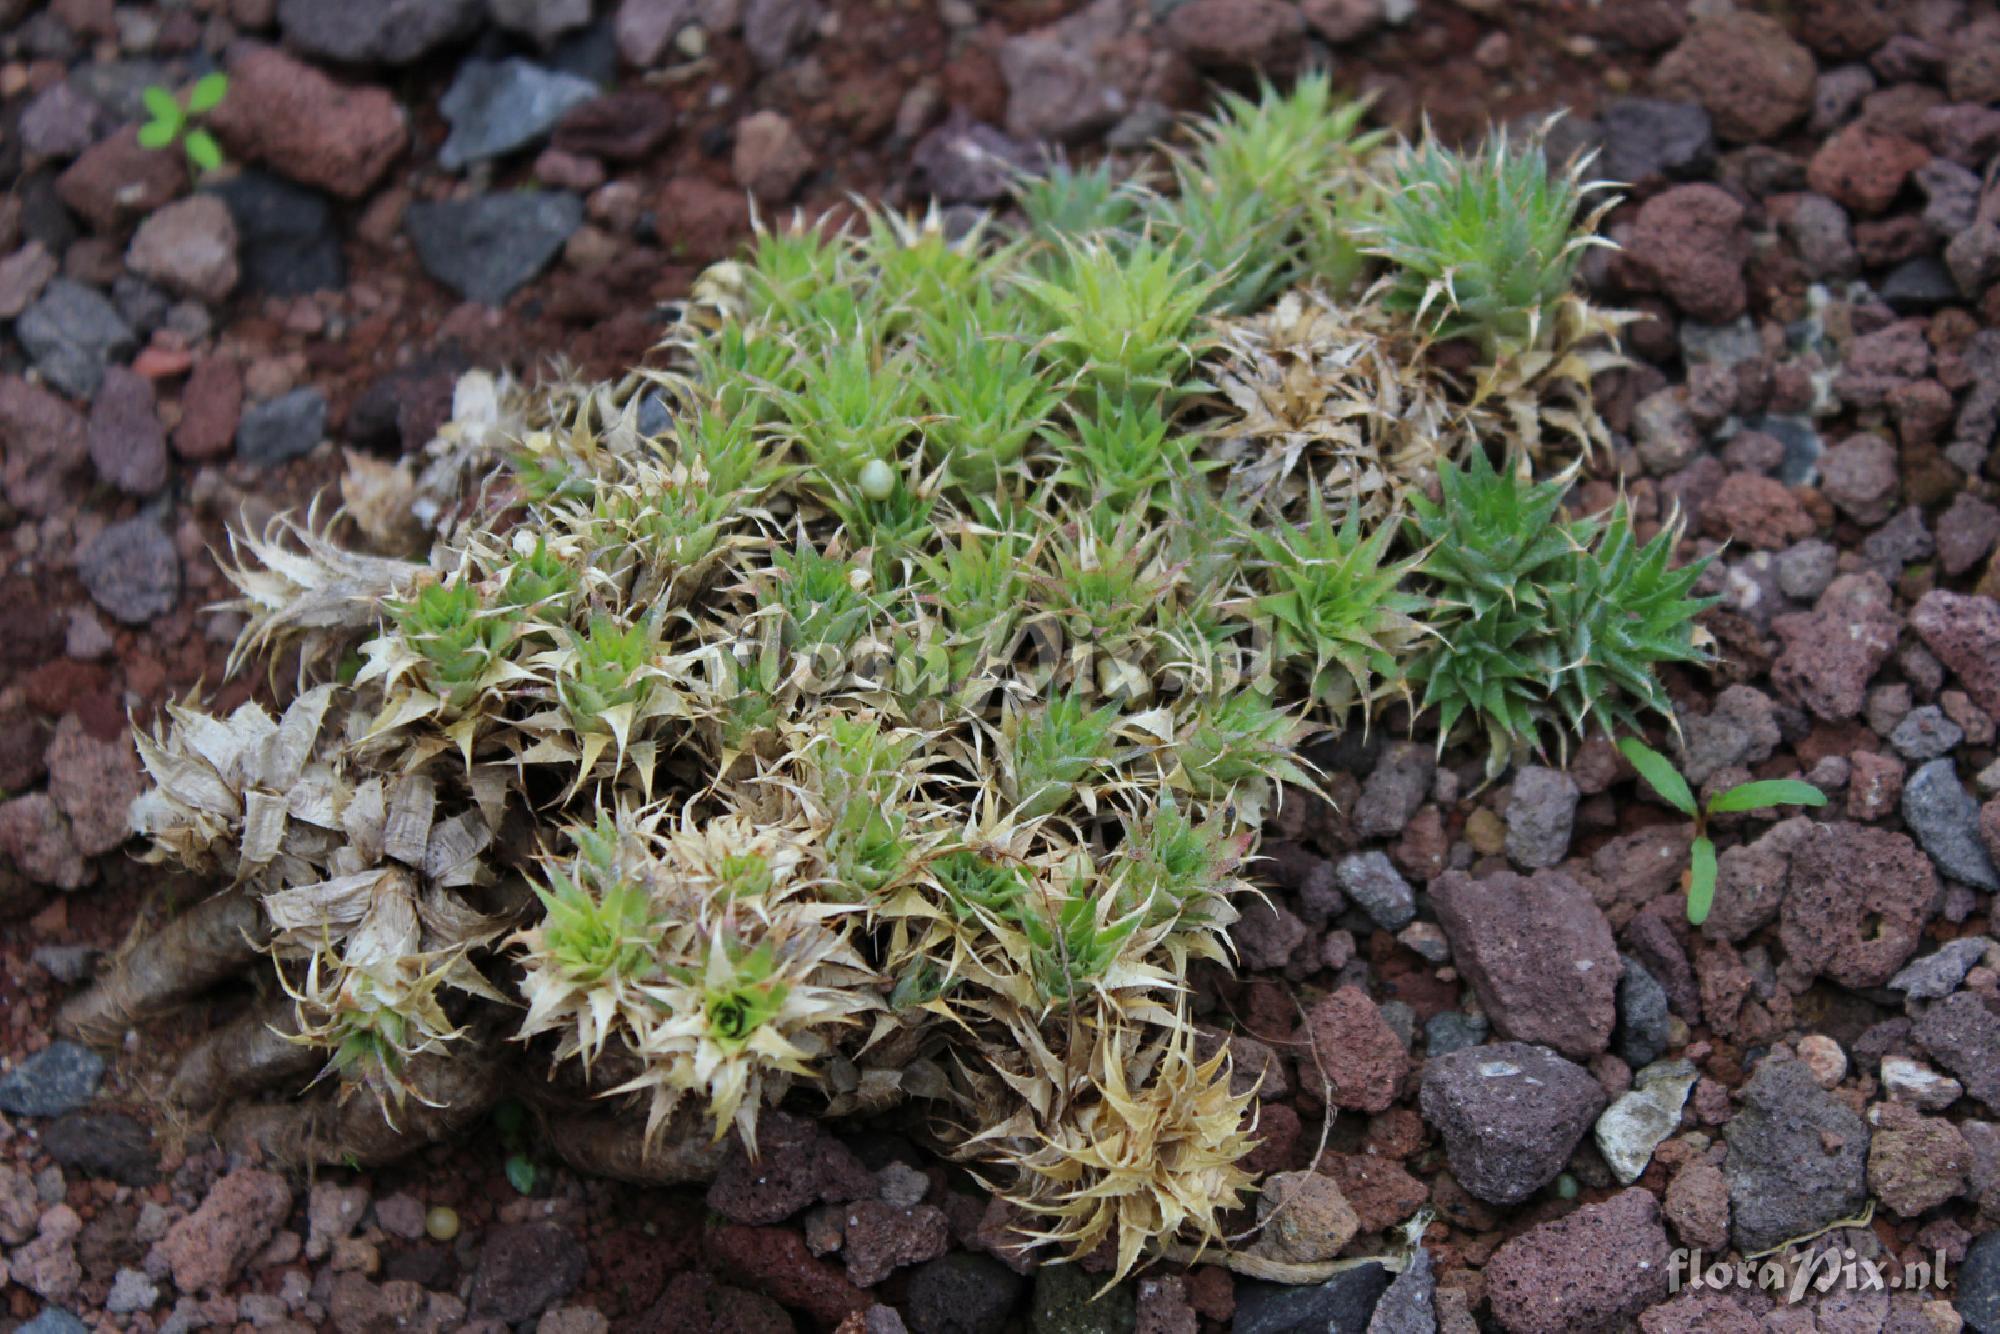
[1366,1249,1434,1334]
[438,58,599,171]
[1681,315,1761,368]
[912,113,1041,205]
[1913,991,2000,1112]
[236,388,327,468]
[1594,1058,1697,1184]
[1891,705,1965,761]
[1599,97,1714,184]
[1031,1264,1131,1334]
[1889,937,1993,999]
[105,1268,159,1315]
[16,279,135,399]
[0,1041,104,1116]
[1504,765,1579,869]
[406,192,583,305]
[208,173,344,297]
[1777,538,1838,601]
[20,80,105,160]
[905,1254,1023,1334]
[1634,388,1699,475]
[1615,954,1672,1069]
[1677,684,1781,785]
[77,517,180,625]
[1961,1230,2000,1334]
[1420,1042,1606,1205]
[1335,850,1415,931]
[19,1312,89,1334]
[1232,1263,1391,1334]
[744,0,824,69]
[1903,759,2000,889]
[1352,742,1434,839]
[1882,257,1961,313]
[1424,1011,1487,1057]
[86,366,167,495]
[40,1112,156,1185]
[277,0,484,65]
[1723,1057,1870,1254]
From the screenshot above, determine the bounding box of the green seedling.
[140,74,229,174]
[1617,737,1826,926]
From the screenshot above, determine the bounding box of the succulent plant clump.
[95,76,1712,1284]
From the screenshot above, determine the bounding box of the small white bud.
[858,458,896,501]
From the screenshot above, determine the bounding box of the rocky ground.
[2,0,2000,1331]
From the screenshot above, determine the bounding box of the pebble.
[1421,1042,1606,1204]
[1484,1189,1671,1334]
[1904,758,1999,889]
[16,278,136,399]
[0,242,58,320]
[1504,765,1579,869]
[1231,1264,1391,1334]
[1251,1171,1358,1264]
[125,195,238,304]
[235,386,326,468]
[0,1043,103,1117]
[1962,1230,2000,1334]
[1772,572,1902,721]
[1723,1056,1870,1253]
[1601,97,1715,183]
[17,1312,88,1334]
[1615,954,1672,1069]
[106,1267,159,1314]
[1353,741,1434,839]
[424,1205,459,1242]
[207,46,409,200]
[210,172,346,297]
[732,109,813,203]
[1797,1034,1848,1087]
[1334,849,1415,931]
[77,515,180,624]
[1432,867,1621,1059]
[406,192,583,305]
[1594,1058,1698,1184]
[438,57,598,171]
[86,365,167,494]
[1653,10,1817,143]
[1913,991,2000,1111]
[904,1254,1022,1334]
[469,1222,586,1323]
[1880,1055,1963,1110]
[174,355,242,461]
[1891,704,1965,760]
[1631,184,1750,323]
[1302,986,1407,1114]
[1889,937,1993,999]
[1911,590,2000,722]
[1424,1010,1488,1057]
[276,0,482,64]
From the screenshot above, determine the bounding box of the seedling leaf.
[188,73,229,114]
[1618,737,1695,816]
[184,129,223,174]
[1686,835,1717,925]
[137,120,178,151]
[1706,779,1826,814]
[142,85,182,125]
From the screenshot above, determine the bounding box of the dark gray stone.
[1912,991,2000,1112]
[1504,765,1579,869]
[406,192,583,305]
[1352,742,1434,839]
[77,517,180,625]
[1366,1250,1434,1334]
[1961,1230,2000,1334]
[236,388,327,468]
[277,0,483,64]
[1233,1263,1391,1334]
[1335,849,1415,931]
[19,1311,89,1334]
[208,173,344,297]
[468,1222,586,1323]
[1424,1010,1487,1057]
[1030,1263,1132,1334]
[438,58,598,171]
[1600,97,1715,183]
[0,1041,104,1116]
[16,279,135,399]
[1889,937,1992,1000]
[905,1254,1023,1334]
[40,1112,157,1185]
[1903,758,2000,889]
[1723,1056,1870,1254]
[1420,1042,1606,1206]
[1891,705,1965,761]
[1882,257,1961,313]
[1616,954,1672,1069]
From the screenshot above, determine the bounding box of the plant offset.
[93,81,1720,1279]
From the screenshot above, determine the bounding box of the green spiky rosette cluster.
[123,82,1709,1280]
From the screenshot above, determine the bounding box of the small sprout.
[139,74,229,174]
[1618,736,1826,926]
